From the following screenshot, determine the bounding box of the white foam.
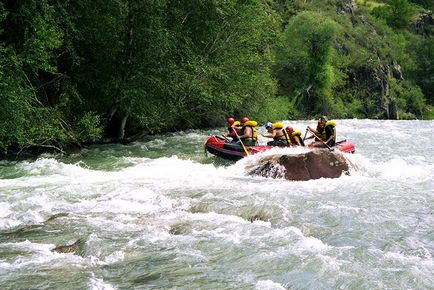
[371,158,433,182]
[0,119,432,289]
[246,146,311,160]
[289,226,330,253]
[0,240,53,253]
[384,251,434,268]
[119,156,236,184]
[0,218,22,229]
[296,235,329,252]
[142,138,166,148]
[103,251,125,264]
[88,274,117,290]
[20,209,45,225]
[318,254,343,271]
[0,202,12,218]
[320,203,361,213]
[0,240,87,273]
[255,280,287,290]
[340,149,434,183]
[19,158,90,176]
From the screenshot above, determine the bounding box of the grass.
[422,105,434,120]
[356,0,386,10]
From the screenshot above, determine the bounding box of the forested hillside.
[1,0,433,154]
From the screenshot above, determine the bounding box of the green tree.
[162,0,282,126]
[409,0,434,11]
[413,36,434,104]
[274,11,340,116]
[0,0,102,154]
[372,0,413,29]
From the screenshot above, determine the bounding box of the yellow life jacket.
[325,120,336,127]
[272,122,290,144]
[322,120,336,141]
[282,128,291,144]
[271,122,284,130]
[232,121,241,127]
[242,120,258,141]
[291,130,302,138]
[290,129,304,146]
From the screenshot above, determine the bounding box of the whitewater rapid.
[0,119,433,289]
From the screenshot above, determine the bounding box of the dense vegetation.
[0,0,433,154]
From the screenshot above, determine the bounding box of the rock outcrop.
[350,60,402,119]
[336,0,358,17]
[52,238,85,255]
[246,149,350,181]
[413,12,434,37]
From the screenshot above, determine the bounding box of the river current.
[0,119,433,289]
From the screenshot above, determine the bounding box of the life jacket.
[241,120,257,141]
[271,122,283,130]
[322,120,336,142]
[287,129,304,146]
[271,122,289,144]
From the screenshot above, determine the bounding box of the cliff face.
[336,0,406,120]
[413,12,434,37]
[350,62,402,119]
[336,0,358,18]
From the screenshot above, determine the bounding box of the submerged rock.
[52,238,85,255]
[247,149,350,181]
[43,213,69,224]
[2,224,45,238]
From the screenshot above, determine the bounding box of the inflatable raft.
[205,136,355,161]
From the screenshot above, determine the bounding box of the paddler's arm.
[323,127,334,145]
[305,126,318,139]
[262,132,273,138]
[294,136,302,146]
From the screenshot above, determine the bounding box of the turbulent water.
[0,119,433,290]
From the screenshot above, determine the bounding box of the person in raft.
[221,116,240,143]
[236,116,258,146]
[307,116,336,148]
[305,117,324,142]
[285,126,305,146]
[262,121,290,146]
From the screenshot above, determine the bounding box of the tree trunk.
[118,114,129,141]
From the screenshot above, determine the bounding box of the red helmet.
[287,126,294,133]
[240,116,249,124]
[226,117,235,125]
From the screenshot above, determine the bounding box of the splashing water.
[0,120,433,289]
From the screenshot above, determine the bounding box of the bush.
[76,112,103,143]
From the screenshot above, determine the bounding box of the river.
[0,119,433,289]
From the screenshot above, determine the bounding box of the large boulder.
[246,149,349,181]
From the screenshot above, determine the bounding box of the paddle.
[220,134,230,142]
[302,128,308,141]
[232,127,250,156]
[306,129,334,151]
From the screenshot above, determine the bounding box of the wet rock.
[247,149,349,181]
[189,203,209,214]
[248,211,268,223]
[43,213,69,224]
[169,223,192,235]
[52,238,85,255]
